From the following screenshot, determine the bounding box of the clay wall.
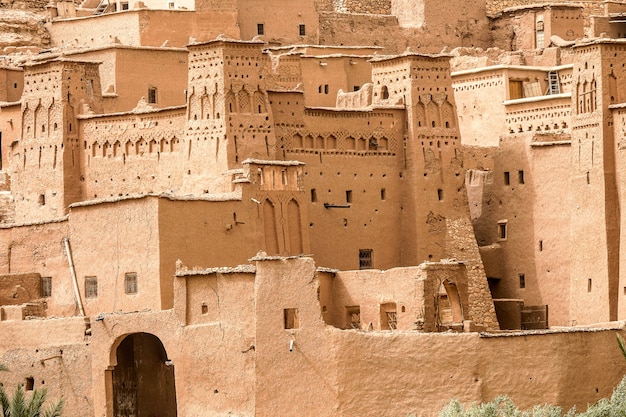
[0,317,92,417]
[491,6,584,51]
[79,107,186,198]
[183,41,275,194]
[337,0,391,14]
[0,68,23,103]
[0,220,75,317]
[1,102,22,176]
[88,309,255,417]
[0,272,40,305]
[11,60,103,223]
[49,10,239,49]
[275,107,405,270]
[504,94,572,134]
[333,327,626,417]
[569,42,619,324]
[236,0,318,44]
[68,197,164,313]
[613,106,626,320]
[253,257,336,417]
[322,263,470,331]
[467,132,572,326]
[452,68,507,147]
[453,65,572,146]
[66,47,188,113]
[300,55,372,108]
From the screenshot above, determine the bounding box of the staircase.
[548,71,560,95]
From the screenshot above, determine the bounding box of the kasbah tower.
[0,0,625,416]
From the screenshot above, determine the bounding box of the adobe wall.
[275,107,405,271]
[0,272,40,305]
[613,106,626,320]
[79,107,186,198]
[68,197,163,313]
[323,263,470,331]
[88,309,256,417]
[236,0,318,43]
[1,102,23,176]
[569,42,620,324]
[0,219,75,317]
[48,10,239,49]
[466,133,572,326]
[68,47,188,113]
[486,0,605,22]
[0,317,92,417]
[318,12,491,54]
[332,326,626,417]
[300,56,372,108]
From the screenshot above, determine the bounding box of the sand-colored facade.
[2,0,626,416]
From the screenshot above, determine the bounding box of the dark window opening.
[353,86,360,92]
[380,302,397,330]
[359,249,373,269]
[25,377,34,391]
[40,277,52,298]
[257,23,264,35]
[324,84,329,94]
[125,272,138,294]
[38,194,45,206]
[298,24,306,36]
[85,276,98,298]
[519,273,525,289]
[498,222,507,240]
[381,188,386,200]
[588,278,592,293]
[518,170,525,184]
[201,303,208,314]
[346,305,360,329]
[437,189,443,201]
[504,171,510,185]
[539,240,543,252]
[148,87,157,104]
[120,2,129,9]
[311,188,317,202]
[284,308,299,329]
[346,190,352,203]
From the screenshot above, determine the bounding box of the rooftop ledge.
[452,63,573,77]
[504,92,571,106]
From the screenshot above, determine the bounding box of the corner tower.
[182,39,276,194]
[12,58,103,222]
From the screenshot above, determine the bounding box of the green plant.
[0,383,63,417]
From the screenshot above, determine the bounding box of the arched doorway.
[437,280,464,329]
[112,333,177,417]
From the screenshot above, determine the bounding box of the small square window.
[353,85,360,92]
[299,24,306,36]
[519,273,525,289]
[40,277,52,298]
[85,276,98,298]
[120,2,129,9]
[284,308,299,329]
[359,249,373,269]
[125,272,138,294]
[257,23,264,35]
[148,87,157,104]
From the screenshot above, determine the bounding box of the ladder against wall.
[548,71,561,95]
